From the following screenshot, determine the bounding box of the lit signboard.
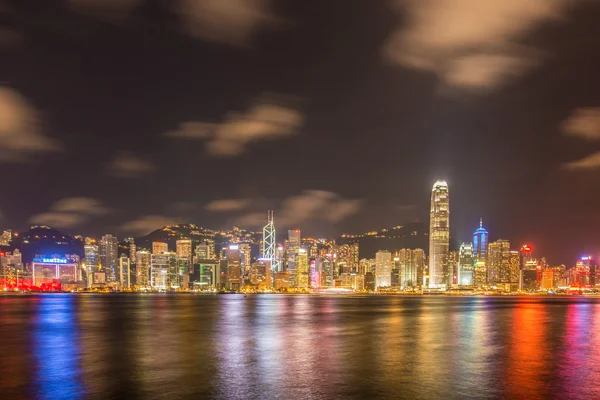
[33,257,69,264]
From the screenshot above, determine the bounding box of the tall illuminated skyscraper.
[487,239,511,284]
[375,250,392,289]
[428,180,449,288]
[136,250,151,288]
[99,234,118,282]
[295,248,309,289]
[473,218,488,263]
[262,210,277,270]
[458,242,474,286]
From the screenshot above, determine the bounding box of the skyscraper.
[152,241,168,255]
[375,250,392,289]
[99,234,118,282]
[136,250,151,288]
[458,242,475,286]
[295,248,309,289]
[473,218,488,264]
[263,210,277,270]
[226,245,242,290]
[176,239,193,274]
[286,229,301,281]
[487,239,511,284]
[429,180,449,288]
[119,254,131,288]
[398,248,425,289]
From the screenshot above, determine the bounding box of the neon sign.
[33,257,69,264]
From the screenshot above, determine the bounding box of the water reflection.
[1,295,600,399]
[30,295,84,400]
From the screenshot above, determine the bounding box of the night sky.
[2,0,600,264]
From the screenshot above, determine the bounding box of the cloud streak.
[235,190,362,228]
[68,0,278,46]
[29,197,109,229]
[384,0,567,90]
[563,152,600,170]
[0,87,60,161]
[121,215,182,235]
[166,94,303,156]
[205,199,249,212]
[562,107,600,140]
[107,151,155,178]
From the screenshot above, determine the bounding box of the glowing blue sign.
[33,257,69,264]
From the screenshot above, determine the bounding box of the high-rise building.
[150,252,177,290]
[250,259,272,288]
[239,243,252,273]
[195,241,212,260]
[124,237,136,263]
[99,234,118,282]
[286,230,301,282]
[458,242,475,286]
[375,250,392,289]
[288,229,301,250]
[397,248,425,289]
[337,243,359,273]
[262,210,277,270]
[448,251,458,286]
[176,239,192,261]
[136,250,151,288]
[473,218,488,263]
[119,254,131,288]
[295,248,309,289]
[152,242,168,255]
[509,251,520,284]
[84,244,98,271]
[487,239,511,284]
[429,180,450,288]
[0,229,11,246]
[226,245,242,290]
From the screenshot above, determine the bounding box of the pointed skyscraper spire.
[480,217,483,228]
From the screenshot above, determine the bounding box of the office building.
[119,254,131,288]
[295,248,309,289]
[429,180,450,288]
[487,239,511,284]
[458,242,475,286]
[99,234,118,282]
[152,241,168,255]
[397,248,425,289]
[375,250,392,289]
[136,250,151,288]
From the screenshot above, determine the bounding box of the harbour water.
[1,294,599,399]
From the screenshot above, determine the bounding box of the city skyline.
[1,3,600,265]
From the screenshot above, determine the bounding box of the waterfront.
[1,295,600,399]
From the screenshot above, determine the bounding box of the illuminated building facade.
[337,243,359,273]
[152,241,168,255]
[429,180,450,288]
[286,229,301,280]
[295,248,309,289]
[375,250,392,289]
[448,250,458,286]
[226,245,242,290]
[136,250,151,288]
[473,219,488,264]
[262,210,277,270]
[474,261,487,287]
[397,248,424,289]
[32,256,79,287]
[150,252,177,290]
[250,259,272,287]
[176,239,192,273]
[487,239,511,284]
[99,234,118,282]
[458,242,474,286]
[119,254,131,288]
